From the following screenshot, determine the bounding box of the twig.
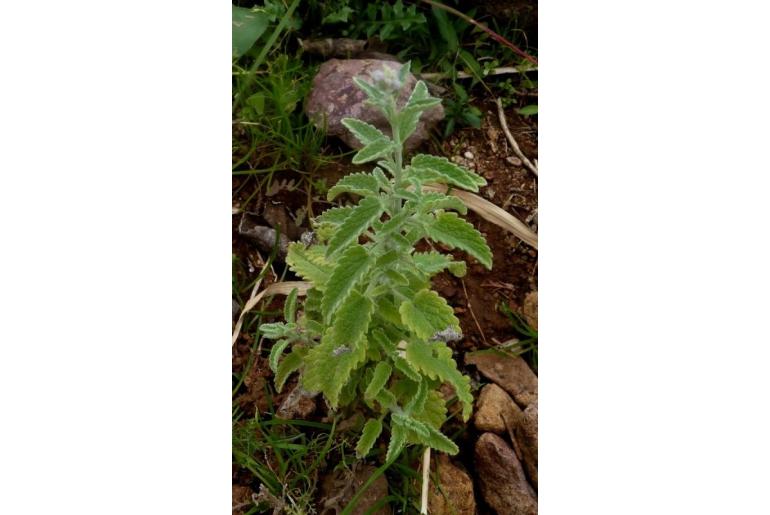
[496,98,538,177]
[420,447,431,514]
[420,66,535,81]
[461,279,488,347]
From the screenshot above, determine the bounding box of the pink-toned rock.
[306,59,444,152]
[474,383,521,434]
[475,433,537,515]
[465,352,537,408]
[428,454,476,515]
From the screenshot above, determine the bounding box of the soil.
[232,101,538,512]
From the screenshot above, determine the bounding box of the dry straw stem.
[495,98,538,177]
[422,184,538,249]
[232,281,311,346]
[420,447,431,514]
[420,66,535,81]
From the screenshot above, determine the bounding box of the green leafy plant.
[259,62,492,463]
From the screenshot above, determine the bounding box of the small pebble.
[464,150,474,160]
[506,156,523,166]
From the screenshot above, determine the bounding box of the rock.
[475,433,537,515]
[238,213,289,259]
[474,383,521,434]
[463,150,474,160]
[319,464,390,515]
[262,203,300,240]
[276,385,317,420]
[306,59,444,152]
[506,155,523,167]
[232,298,240,321]
[515,399,538,489]
[428,454,476,515]
[465,352,537,408]
[522,290,538,331]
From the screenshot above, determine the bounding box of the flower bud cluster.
[369,65,403,96]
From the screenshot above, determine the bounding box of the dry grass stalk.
[423,184,538,249]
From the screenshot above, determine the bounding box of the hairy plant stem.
[388,95,404,216]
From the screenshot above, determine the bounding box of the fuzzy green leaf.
[415,391,447,429]
[352,138,394,164]
[377,160,398,176]
[327,172,381,201]
[426,212,493,269]
[385,422,407,462]
[268,339,291,373]
[365,362,392,400]
[392,412,429,438]
[353,76,386,103]
[399,289,460,340]
[412,251,453,275]
[286,243,333,286]
[356,418,384,458]
[341,118,388,146]
[283,288,299,324]
[409,154,486,192]
[396,108,421,144]
[302,291,373,406]
[405,80,441,111]
[377,209,411,238]
[373,167,391,189]
[383,269,409,286]
[447,261,467,277]
[418,192,468,215]
[321,245,373,323]
[326,196,384,256]
[375,386,398,409]
[404,340,473,421]
[405,379,428,414]
[275,348,306,393]
[376,249,400,267]
[259,322,295,340]
[423,424,459,454]
[410,251,467,278]
[315,206,354,225]
[393,355,421,382]
[398,61,411,84]
[302,339,367,407]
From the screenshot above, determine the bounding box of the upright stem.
[389,96,404,215]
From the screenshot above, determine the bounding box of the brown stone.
[465,352,537,408]
[428,454,476,515]
[522,290,538,331]
[515,399,538,489]
[474,433,537,515]
[306,59,444,152]
[474,383,521,434]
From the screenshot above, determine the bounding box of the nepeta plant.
[259,62,492,462]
